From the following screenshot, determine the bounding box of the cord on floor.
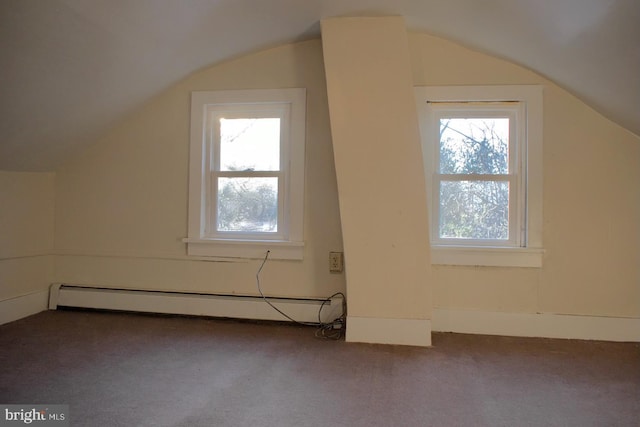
[256,250,347,340]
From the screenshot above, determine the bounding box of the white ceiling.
[1,0,638,171]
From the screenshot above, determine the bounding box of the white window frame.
[185,88,306,260]
[431,103,521,247]
[415,85,543,268]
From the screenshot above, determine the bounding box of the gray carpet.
[1,310,638,426]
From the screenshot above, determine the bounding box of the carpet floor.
[1,310,638,426]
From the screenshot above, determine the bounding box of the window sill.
[431,246,543,268]
[182,238,304,260]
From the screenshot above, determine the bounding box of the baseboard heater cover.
[49,284,343,324]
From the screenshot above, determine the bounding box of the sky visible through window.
[439,117,509,175]
[220,118,280,171]
[438,117,510,240]
[217,117,281,233]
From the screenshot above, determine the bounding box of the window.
[415,86,543,267]
[433,104,520,246]
[185,89,306,260]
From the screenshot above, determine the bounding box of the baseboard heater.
[48,284,343,324]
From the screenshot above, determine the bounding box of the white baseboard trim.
[0,290,49,325]
[432,308,640,342]
[346,316,432,347]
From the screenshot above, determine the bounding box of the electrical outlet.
[329,251,344,273]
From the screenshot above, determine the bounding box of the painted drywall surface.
[540,84,640,317]
[321,17,431,320]
[410,33,640,318]
[432,266,541,313]
[54,40,345,300]
[53,31,639,320]
[0,171,55,300]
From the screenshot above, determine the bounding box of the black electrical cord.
[256,250,347,339]
[256,250,316,327]
[315,291,346,340]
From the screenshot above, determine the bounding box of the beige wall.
[410,33,640,318]
[54,40,346,300]
[0,171,55,301]
[322,17,431,326]
[52,33,639,321]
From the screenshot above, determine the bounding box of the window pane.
[439,180,509,240]
[219,118,280,171]
[439,118,509,174]
[217,177,278,232]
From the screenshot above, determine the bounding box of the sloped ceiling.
[1,0,638,171]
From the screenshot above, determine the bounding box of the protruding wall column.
[321,17,432,346]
